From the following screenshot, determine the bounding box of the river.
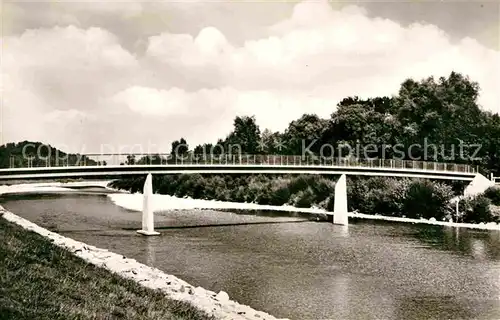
[2,191,500,320]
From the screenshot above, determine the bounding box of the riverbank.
[0,206,289,320]
[0,209,213,320]
[108,193,500,231]
[1,180,499,231]
[0,180,118,195]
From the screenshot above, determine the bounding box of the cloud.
[110,85,345,137]
[2,1,499,152]
[147,27,230,67]
[2,25,138,148]
[111,86,192,116]
[144,3,499,113]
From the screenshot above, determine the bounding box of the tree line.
[164,72,499,176]
[0,141,98,168]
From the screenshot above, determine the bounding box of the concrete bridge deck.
[0,154,478,181]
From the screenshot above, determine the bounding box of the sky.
[1,0,499,154]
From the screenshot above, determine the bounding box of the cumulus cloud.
[111,86,192,116]
[142,2,499,113]
[2,0,499,151]
[110,86,337,133]
[2,25,139,148]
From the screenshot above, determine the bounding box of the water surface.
[2,192,500,320]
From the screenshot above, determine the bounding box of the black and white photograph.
[1,0,499,319]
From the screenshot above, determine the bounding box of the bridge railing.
[6,154,477,174]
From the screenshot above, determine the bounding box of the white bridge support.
[137,173,160,236]
[333,174,349,226]
[464,173,495,198]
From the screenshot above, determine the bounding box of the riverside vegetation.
[109,174,500,223]
[3,72,500,222]
[110,72,500,224]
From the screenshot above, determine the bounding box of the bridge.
[0,154,479,181]
[0,153,492,232]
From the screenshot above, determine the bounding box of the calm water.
[2,192,500,320]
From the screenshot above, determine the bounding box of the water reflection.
[471,239,486,260]
[144,236,157,266]
[414,225,500,261]
[395,295,478,320]
[338,225,349,237]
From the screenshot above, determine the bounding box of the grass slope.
[0,217,214,320]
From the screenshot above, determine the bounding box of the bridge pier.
[333,174,349,226]
[137,173,160,236]
[464,173,495,197]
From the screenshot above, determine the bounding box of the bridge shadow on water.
[121,219,312,231]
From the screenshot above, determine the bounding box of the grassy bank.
[0,216,213,320]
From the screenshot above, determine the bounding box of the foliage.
[111,172,497,222]
[483,186,500,206]
[170,138,189,156]
[461,195,494,223]
[282,114,329,155]
[0,141,97,168]
[403,180,454,220]
[225,116,261,154]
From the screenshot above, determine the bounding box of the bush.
[346,177,369,212]
[318,196,335,211]
[231,185,247,202]
[292,187,316,208]
[310,177,336,204]
[361,178,404,216]
[462,195,493,223]
[269,183,291,206]
[288,175,314,194]
[403,180,453,220]
[484,186,500,205]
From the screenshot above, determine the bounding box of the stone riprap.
[0,206,289,320]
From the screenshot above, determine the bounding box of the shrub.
[403,180,453,220]
[156,175,180,195]
[110,174,458,221]
[269,183,291,206]
[318,196,335,211]
[484,186,500,205]
[346,177,369,212]
[361,178,402,216]
[255,186,273,204]
[292,187,315,208]
[231,185,247,202]
[310,177,336,204]
[462,195,493,223]
[288,175,313,194]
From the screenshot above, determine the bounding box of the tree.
[171,138,189,156]
[392,72,484,162]
[137,154,164,165]
[0,141,98,168]
[282,114,329,155]
[225,116,261,154]
[259,129,284,154]
[126,154,136,165]
[321,97,399,159]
